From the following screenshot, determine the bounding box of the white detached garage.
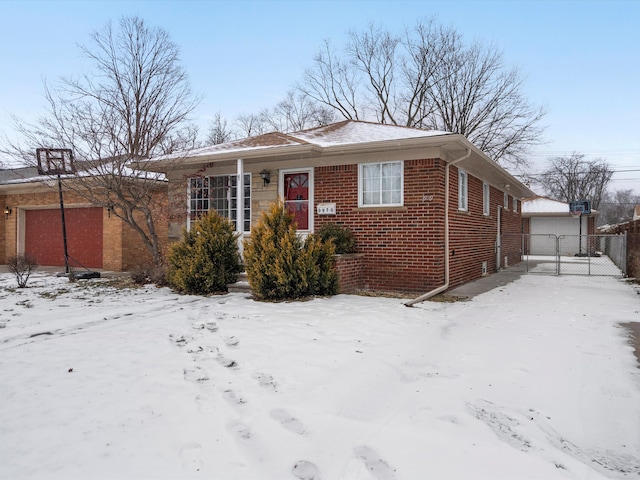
[522,197,597,256]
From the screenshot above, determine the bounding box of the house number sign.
[317,203,336,215]
[422,194,434,202]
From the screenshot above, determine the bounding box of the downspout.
[496,205,502,271]
[405,148,471,307]
[236,158,244,257]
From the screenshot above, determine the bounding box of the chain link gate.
[500,233,626,277]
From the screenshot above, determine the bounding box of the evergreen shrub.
[243,200,338,300]
[316,223,357,254]
[167,212,242,295]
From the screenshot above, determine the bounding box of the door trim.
[279,167,314,233]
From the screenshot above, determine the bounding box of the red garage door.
[25,208,103,269]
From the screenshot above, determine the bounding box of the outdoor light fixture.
[260,170,271,186]
[4,206,11,218]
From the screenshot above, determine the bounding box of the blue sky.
[1,0,638,193]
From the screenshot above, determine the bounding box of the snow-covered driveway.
[0,272,638,479]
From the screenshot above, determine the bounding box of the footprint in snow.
[353,446,396,480]
[180,442,203,471]
[271,409,307,435]
[186,343,203,354]
[216,353,238,368]
[170,334,190,346]
[195,395,215,414]
[292,460,320,480]
[254,372,277,391]
[222,389,247,406]
[183,366,210,383]
[228,420,251,440]
[224,335,239,346]
[205,320,218,332]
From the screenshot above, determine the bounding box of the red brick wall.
[0,187,168,271]
[334,254,365,293]
[315,160,522,293]
[315,160,448,293]
[448,170,522,288]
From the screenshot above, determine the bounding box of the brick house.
[144,121,534,298]
[0,167,166,271]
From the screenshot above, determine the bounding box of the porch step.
[227,272,252,294]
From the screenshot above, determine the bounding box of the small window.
[504,192,509,209]
[458,169,468,211]
[483,182,490,216]
[513,197,518,212]
[359,161,403,207]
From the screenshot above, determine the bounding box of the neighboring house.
[143,120,534,296]
[633,205,640,221]
[521,196,597,256]
[0,166,165,271]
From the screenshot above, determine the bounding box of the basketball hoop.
[35,148,75,176]
[570,209,582,219]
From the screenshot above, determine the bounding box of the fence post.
[623,231,627,276]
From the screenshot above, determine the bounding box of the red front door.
[284,172,309,230]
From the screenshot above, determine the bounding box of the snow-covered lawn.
[0,271,639,479]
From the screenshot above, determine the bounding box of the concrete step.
[227,272,252,294]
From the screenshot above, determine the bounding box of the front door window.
[283,172,310,230]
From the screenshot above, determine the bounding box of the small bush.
[316,223,357,254]
[7,254,39,288]
[244,200,337,300]
[131,265,168,286]
[167,212,242,295]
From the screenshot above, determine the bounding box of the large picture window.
[188,174,251,232]
[359,161,403,207]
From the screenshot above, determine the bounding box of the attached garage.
[25,207,103,268]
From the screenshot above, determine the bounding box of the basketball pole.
[578,212,582,255]
[56,172,70,274]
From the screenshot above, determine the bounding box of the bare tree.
[262,91,337,132]
[2,16,201,266]
[235,113,270,138]
[540,153,613,210]
[598,189,640,226]
[233,91,336,138]
[298,18,545,169]
[205,112,236,145]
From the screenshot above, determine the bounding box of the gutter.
[405,148,471,307]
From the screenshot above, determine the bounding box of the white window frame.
[483,182,490,216]
[187,173,251,232]
[458,169,468,211]
[504,192,509,209]
[513,196,518,212]
[358,161,404,208]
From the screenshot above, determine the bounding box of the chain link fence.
[501,233,626,277]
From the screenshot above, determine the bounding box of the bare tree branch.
[540,153,613,210]
[296,18,546,170]
[1,16,202,266]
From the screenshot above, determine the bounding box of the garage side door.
[25,207,103,268]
